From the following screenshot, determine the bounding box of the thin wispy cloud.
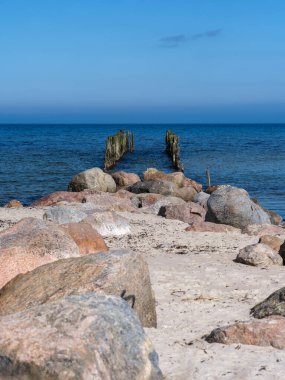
[159,34,187,48]
[191,28,222,40]
[159,29,222,47]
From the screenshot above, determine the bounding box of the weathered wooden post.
[128,131,134,153]
[206,168,211,187]
[165,130,184,172]
[104,130,134,171]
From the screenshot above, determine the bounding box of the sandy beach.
[1,205,284,379]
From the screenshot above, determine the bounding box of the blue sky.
[0,0,284,123]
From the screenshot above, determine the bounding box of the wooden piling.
[206,168,211,188]
[165,130,184,172]
[104,130,134,171]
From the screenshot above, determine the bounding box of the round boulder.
[236,243,283,267]
[68,167,116,193]
[112,171,140,187]
[206,185,271,229]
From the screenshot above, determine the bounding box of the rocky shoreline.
[0,167,285,379]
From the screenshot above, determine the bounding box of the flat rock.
[0,293,162,379]
[243,224,285,237]
[59,222,108,254]
[206,316,285,349]
[128,180,180,196]
[31,191,87,207]
[236,243,283,267]
[84,211,131,236]
[43,202,98,224]
[251,287,285,319]
[128,180,197,202]
[112,171,140,187]
[186,220,241,233]
[68,167,116,193]
[158,203,206,224]
[0,249,157,328]
[206,185,271,228]
[84,193,137,212]
[0,218,80,289]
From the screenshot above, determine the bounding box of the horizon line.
[0,122,285,126]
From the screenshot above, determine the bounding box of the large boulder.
[68,167,116,193]
[0,293,162,379]
[84,211,131,236]
[59,222,108,254]
[206,316,285,349]
[206,185,271,228]
[0,218,80,289]
[158,202,206,224]
[186,220,241,233]
[0,249,156,328]
[251,287,285,319]
[112,171,141,187]
[31,191,87,207]
[236,243,283,267]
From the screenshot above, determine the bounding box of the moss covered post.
[165,130,184,172]
[104,130,134,171]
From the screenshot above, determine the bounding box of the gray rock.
[251,198,283,225]
[206,185,271,228]
[251,287,285,319]
[0,249,157,328]
[43,202,98,224]
[68,167,116,193]
[84,211,131,236]
[0,293,162,379]
[193,191,210,209]
[236,243,283,267]
[158,202,206,224]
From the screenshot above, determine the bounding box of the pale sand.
[1,207,285,379]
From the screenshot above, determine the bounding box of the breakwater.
[104,130,134,171]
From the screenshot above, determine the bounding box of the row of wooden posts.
[104,129,184,172]
[103,129,212,187]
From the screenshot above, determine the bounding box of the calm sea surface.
[0,124,284,218]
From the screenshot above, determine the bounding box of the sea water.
[0,124,284,218]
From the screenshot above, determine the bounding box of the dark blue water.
[0,124,284,218]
